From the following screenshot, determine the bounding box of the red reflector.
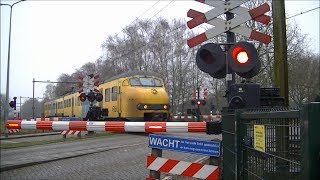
[8,123,19,127]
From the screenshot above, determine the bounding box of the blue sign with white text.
[148,134,220,157]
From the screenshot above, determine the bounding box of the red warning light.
[79,93,86,102]
[232,46,249,64]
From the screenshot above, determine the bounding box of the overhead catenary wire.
[101,0,180,55]
[113,0,161,38]
[103,0,195,63]
[147,0,175,21]
[286,7,320,20]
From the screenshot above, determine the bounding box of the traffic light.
[79,93,86,102]
[79,92,103,102]
[227,41,261,78]
[196,43,227,78]
[196,99,206,106]
[87,91,95,102]
[196,42,260,79]
[95,93,103,102]
[191,99,196,106]
[9,97,17,110]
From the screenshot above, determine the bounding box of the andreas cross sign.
[187,0,271,48]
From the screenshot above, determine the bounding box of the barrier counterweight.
[6,120,207,133]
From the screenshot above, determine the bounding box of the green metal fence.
[222,103,320,180]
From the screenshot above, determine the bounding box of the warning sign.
[254,125,265,152]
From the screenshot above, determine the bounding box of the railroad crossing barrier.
[146,156,219,179]
[146,134,220,180]
[6,121,222,134]
[61,130,82,139]
[8,129,20,134]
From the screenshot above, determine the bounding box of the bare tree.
[54,73,76,97]
[43,84,55,101]
[21,98,42,119]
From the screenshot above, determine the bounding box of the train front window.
[130,78,140,86]
[140,78,154,86]
[129,77,163,87]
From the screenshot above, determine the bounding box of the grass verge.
[1,132,116,149]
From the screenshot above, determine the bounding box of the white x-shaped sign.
[187,0,271,48]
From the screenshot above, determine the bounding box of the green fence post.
[301,102,320,179]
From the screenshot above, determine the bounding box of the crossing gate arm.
[6,120,222,134]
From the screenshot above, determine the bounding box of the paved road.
[1,132,221,180]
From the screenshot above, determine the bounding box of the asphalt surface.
[0,132,61,140]
[1,133,145,171]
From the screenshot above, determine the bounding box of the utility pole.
[272,0,289,106]
[1,0,26,137]
[272,1,289,173]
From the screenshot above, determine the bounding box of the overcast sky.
[1,0,319,105]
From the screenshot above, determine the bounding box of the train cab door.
[117,81,122,117]
[120,79,130,118]
[71,97,74,117]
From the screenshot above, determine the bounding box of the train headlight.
[143,105,148,109]
[163,105,167,109]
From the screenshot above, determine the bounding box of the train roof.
[44,71,162,104]
[102,70,162,83]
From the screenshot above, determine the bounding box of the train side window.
[154,78,162,87]
[112,86,117,101]
[105,88,111,102]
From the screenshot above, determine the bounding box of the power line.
[101,0,177,53]
[147,0,175,21]
[114,0,161,37]
[102,0,185,62]
[286,7,320,19]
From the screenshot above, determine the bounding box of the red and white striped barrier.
[146,156,219,180]
[61,130,81,136]
[6,120,206,133]
[8,129,20,134]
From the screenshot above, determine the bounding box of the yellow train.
[44,71,170,121]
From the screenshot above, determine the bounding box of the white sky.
[1,0,319,105]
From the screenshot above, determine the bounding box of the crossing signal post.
[78,74,103,123]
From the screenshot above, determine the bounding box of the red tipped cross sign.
[78,74,100,93]
[187,0,272,48]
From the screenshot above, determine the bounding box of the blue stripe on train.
[61,117,82,121]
